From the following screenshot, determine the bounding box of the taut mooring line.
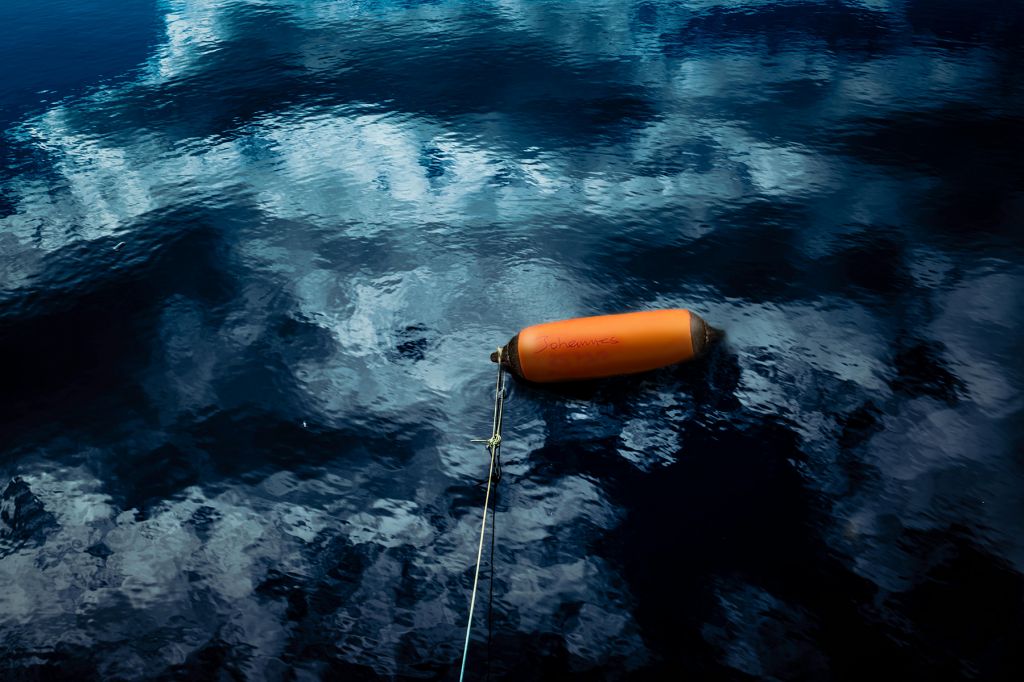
[460,348,506,682]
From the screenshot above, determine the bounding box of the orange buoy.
[490,309,717,383]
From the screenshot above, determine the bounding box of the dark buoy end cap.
[490,336,523,378]
[690,312,723,357]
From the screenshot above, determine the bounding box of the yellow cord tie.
[459,347,506,682]
[471,434,501,449]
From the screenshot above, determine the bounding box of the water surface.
[2,0,1023,678]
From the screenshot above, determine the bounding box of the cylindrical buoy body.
[492,309,715,383]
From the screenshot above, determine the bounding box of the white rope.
[460,349,506,681]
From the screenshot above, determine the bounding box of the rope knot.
[470,434,501,449]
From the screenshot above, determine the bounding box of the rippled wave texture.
[2,0,1023,678]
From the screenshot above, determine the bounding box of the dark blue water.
[2,0,1023,679]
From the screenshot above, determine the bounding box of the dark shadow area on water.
[660,0,1024,58]
[461,346,1024,680]
[0,217,235,445]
